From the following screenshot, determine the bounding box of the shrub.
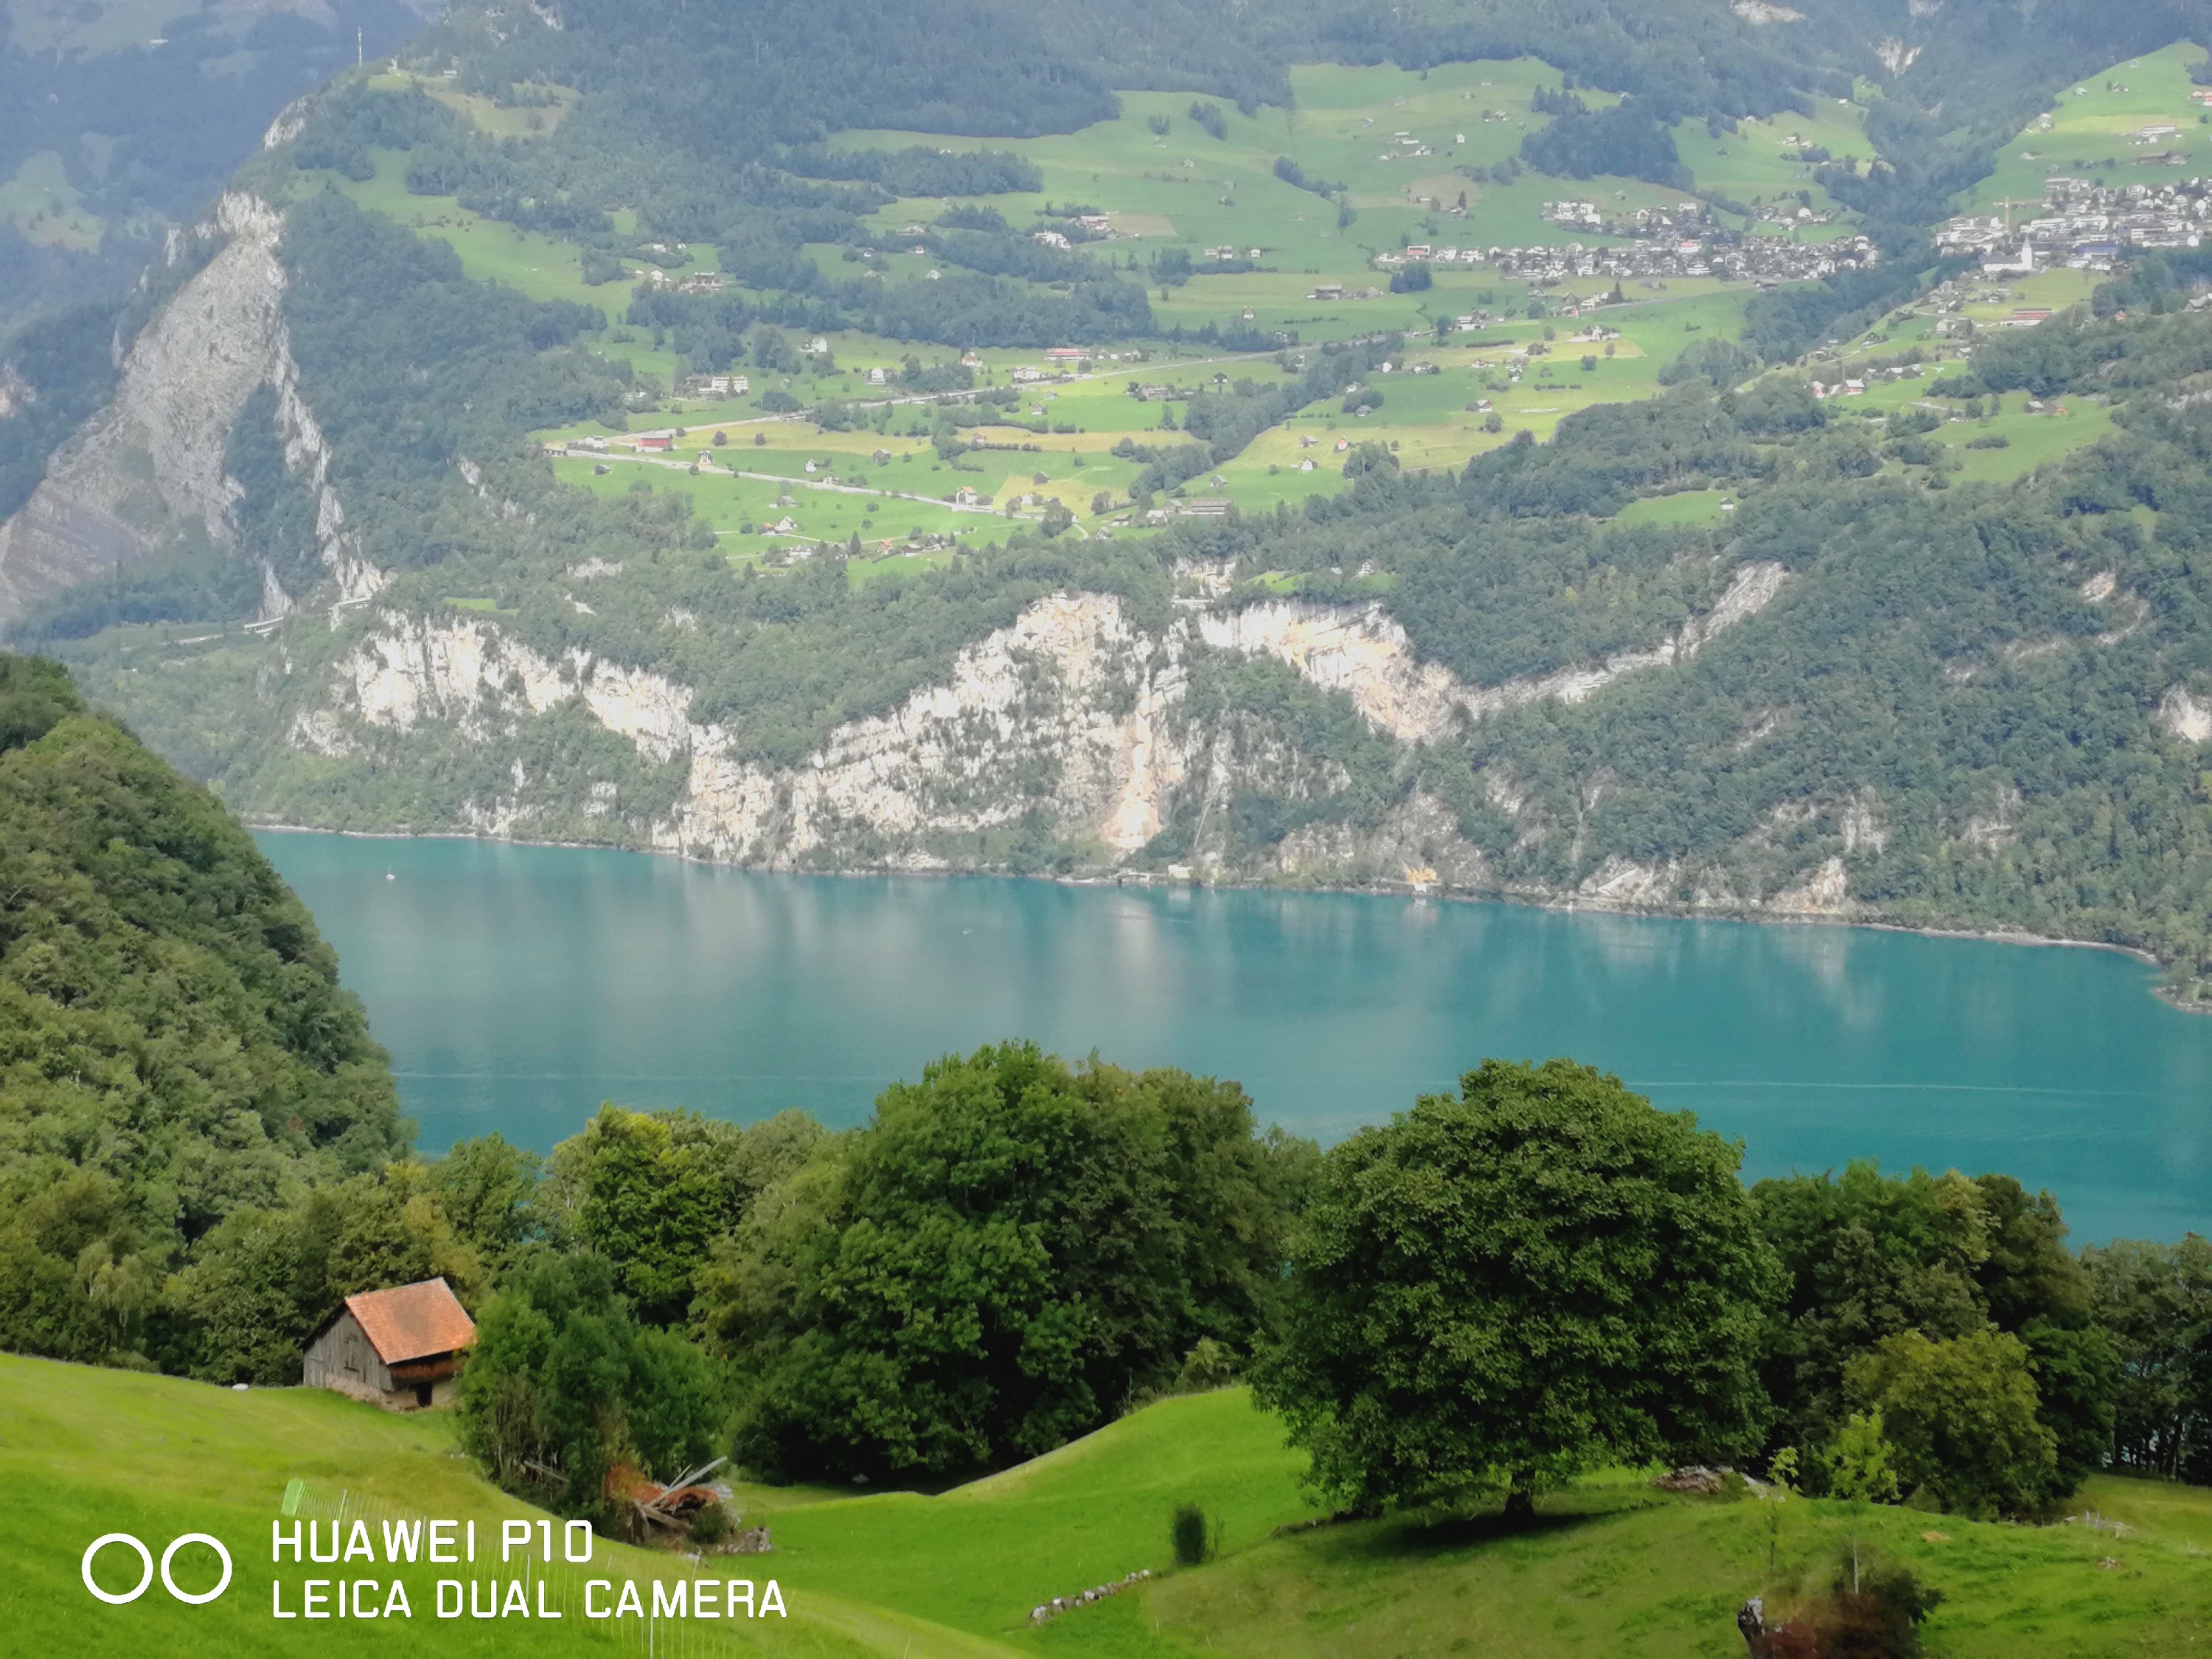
[1846,1329,2057,1517]
[1170,1503,1212,1566]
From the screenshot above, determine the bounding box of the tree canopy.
[0,654,409,1369]
[1252,1057,1779,1514]
[707,1041,1312,1482]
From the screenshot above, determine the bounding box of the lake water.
[256,831,2212,1243]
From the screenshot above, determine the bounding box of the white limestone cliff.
[284,576,1843,904]
[1197,561,1790,741]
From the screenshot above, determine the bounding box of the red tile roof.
[344,1278,476,1366]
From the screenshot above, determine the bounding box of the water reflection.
[260,833,2212,1243]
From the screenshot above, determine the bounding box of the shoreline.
[246,820,2205,1014]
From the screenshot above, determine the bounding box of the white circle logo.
[81,1533,232,1605]
[80,1535,153,1605]
[161,1534,233,1604]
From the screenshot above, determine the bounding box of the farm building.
[302,1278,476,1411]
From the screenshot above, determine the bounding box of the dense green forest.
[0,654,410,1370]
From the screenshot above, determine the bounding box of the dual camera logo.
[81,1533,234,1606]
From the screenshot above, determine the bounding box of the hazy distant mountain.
[0,0,438,326]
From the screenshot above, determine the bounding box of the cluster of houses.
[1543,200,1707,234]
[1374,130,1441,160]
[1364,219,1874,285]
[1411,232,1877,285]
[1030,215,1116,248]
[1937,176,2211,274]
[1806,375,1874,400]
[630,267,728,293]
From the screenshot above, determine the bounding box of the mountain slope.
[0,0,438,326]
[6,4,2212,996]
[0,652,409,1363]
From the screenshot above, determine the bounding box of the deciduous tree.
[1253,1058,1778,1517]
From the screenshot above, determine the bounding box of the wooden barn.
[302,1277,476,1410]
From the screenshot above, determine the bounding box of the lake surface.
[257,832,2212,1242]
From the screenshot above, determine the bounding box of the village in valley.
[324,49,2208,576]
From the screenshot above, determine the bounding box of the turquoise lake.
[257,831,2212,1242]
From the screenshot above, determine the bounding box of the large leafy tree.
[1251,1058,1780,1517]
[2085,1234,2212,1481]
[546,1105,823,1326]
[714,1042,1308,1481]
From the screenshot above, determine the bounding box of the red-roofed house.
[303,1277,476,1410]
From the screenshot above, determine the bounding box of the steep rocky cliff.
[238,569,1862,917]
[0,192,380,626]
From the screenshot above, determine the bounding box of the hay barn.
[303,1277,476,1410]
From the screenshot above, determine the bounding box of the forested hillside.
[0,653,414,1370]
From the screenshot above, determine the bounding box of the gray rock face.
[0,193,288,624]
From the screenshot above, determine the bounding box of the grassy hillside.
[0,1352,968,1658]
[0,0,433,329]
[11,1354,2212,1658]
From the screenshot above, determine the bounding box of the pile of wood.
[605,1456,764,1547]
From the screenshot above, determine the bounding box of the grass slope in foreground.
[0,1354,964,1658]
[13,1354,2212,1659]
[12,1352,2212,1656]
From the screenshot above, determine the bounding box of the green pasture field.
[550,453,997,550]
[300,150,647,319]
[1671,97,1874,226]
[1202,286,1742,508]
[0,148,103,249]
[1938,400,2119,483]
[1958,41,2211,216]
[1823,267,2098,371]
[1804,328,2118,487]
[1612,487,1736,527]
[0,1353,897,1658]
[837,60,1812,321]
[277,60,1938,536]
[366,71,579,139]
[10,1354,2212,1659]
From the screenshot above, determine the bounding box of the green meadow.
[0,1353,891,1658]
[1957,41,2212,215]
[11,1354,2212,1659]
[0,148,104,249]
[1672,97,1874,226]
